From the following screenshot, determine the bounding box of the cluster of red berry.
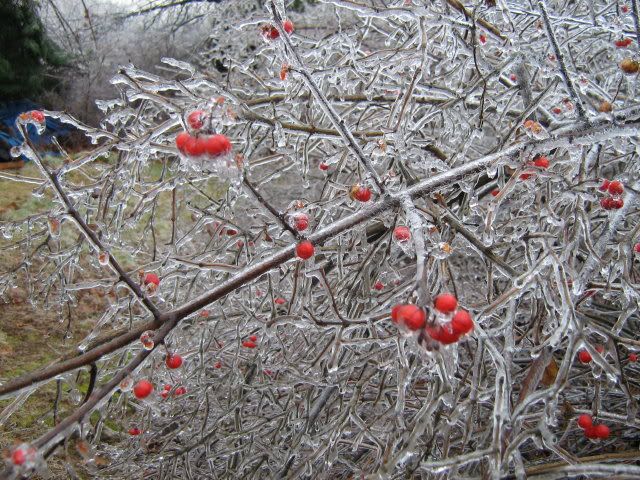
[579,346,637,363]
[599,179,624,210]
[391,293,474,345]
[175,131,232,158]
[161,384,186,399]
[578,344,606,364]
[174,108,233,158]
[577,414,610,439]
[262,20,294,40]
[426,294,474,344]
[615,38,633,48]
[243,334,259,349]
[519,155,550,180]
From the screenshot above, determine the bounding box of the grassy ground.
[0,161,102,477]
[0,156,229,477]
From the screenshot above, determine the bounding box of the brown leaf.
[515,347,553,407]
[541,357,559,386]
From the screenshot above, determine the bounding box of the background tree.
[0,0,67,100]
[1,0,640,479]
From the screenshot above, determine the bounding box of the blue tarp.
[0,101,75,161]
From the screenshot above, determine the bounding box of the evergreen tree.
[0,0,67,100]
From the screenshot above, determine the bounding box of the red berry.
[214,361,222,369]
[196,136,211,156]
[280,63,289,81]
[608,180,624,196]
[634,243,640,253]
[176,132,191,152]
[615,38,632,48]
[283,20,294,34]
[296,240,315,260]
[552,107,562,114]
[391,305,403,323]
[578,350,592,364]
[479,34,486,44]
[451,309,474,334]
[610,198,624,209]
[165,354,183,369]
[263,25,280,39]
[187,110,205,130]
[509,74,517,82]
[350,185,372,202]
[593,424,610,439]
[393,305,426,330]
[129,427,141,436]
[434,293,458,313]
[11,448,26,466]
[427,323,461,344]
[242,340,257,348]
[577,414,593,430]
[629,353,638,362]
[163,384,172,391]
[519,172,533,180]
[584,426,598,439]
[491,189,500,197]
[30,110,45,123]
[249,335,258,342]
[373,281,384,291]
[600,197,613,210]
[133,380,154,399]
[174,386,186,396]
[393,226,411,242]
[622,5,630,13]
[319,162,330,171]
[293,213,309,231]
[182,135,202,156]
[274,297,287,305]
[599,179,610,192]
[533,156,549,169]
[203,134,232,157]
[144,273,160,286]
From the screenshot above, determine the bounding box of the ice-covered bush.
[1,0,640,478]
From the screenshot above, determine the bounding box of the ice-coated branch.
[269,2,386,193]
[537,0,587,120]
[2,115,638,401]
